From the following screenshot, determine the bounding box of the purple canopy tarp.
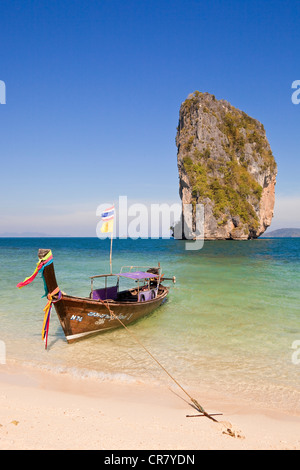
[117,271,158,280]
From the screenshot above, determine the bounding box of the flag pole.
[110,222,113,274]
[100,204,114,274]
[109,204,114,274]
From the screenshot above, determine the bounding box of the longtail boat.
[17,249,175,347]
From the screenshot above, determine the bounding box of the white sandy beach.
[0,362,299,450]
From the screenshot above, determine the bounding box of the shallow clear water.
[0,237,299,412]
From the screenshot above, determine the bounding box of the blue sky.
[0,0,299,235]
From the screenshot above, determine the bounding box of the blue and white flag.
[101,205,115,221]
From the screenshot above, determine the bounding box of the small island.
[176,91,277,240]
[260,228,300,237]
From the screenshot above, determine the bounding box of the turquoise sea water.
[0,237,299,413]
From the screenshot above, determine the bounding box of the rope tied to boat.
[42,287,62,350]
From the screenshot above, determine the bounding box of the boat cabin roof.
[90,269,160,282]
[117,271,158,280]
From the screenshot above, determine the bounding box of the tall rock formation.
[176,91,277,239]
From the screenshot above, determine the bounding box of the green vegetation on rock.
[177,91,277,237]
[183,149,262,229]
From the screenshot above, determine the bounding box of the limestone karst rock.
[176,91,277,239]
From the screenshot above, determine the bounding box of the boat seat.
[92,286,118,301]
[138,289,156,302]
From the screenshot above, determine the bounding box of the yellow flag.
[101,219,114,233]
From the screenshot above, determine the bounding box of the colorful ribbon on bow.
[42,287,62,350]
[17,251,53,289]
[17,250,63,349]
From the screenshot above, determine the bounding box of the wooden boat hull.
[39,249,169,344]
[53,287,169,343]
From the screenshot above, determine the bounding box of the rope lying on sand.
[98,300,245,438]
[101,299,245,438]
[99,298,221,423]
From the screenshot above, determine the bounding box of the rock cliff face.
[176,91,277,239]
